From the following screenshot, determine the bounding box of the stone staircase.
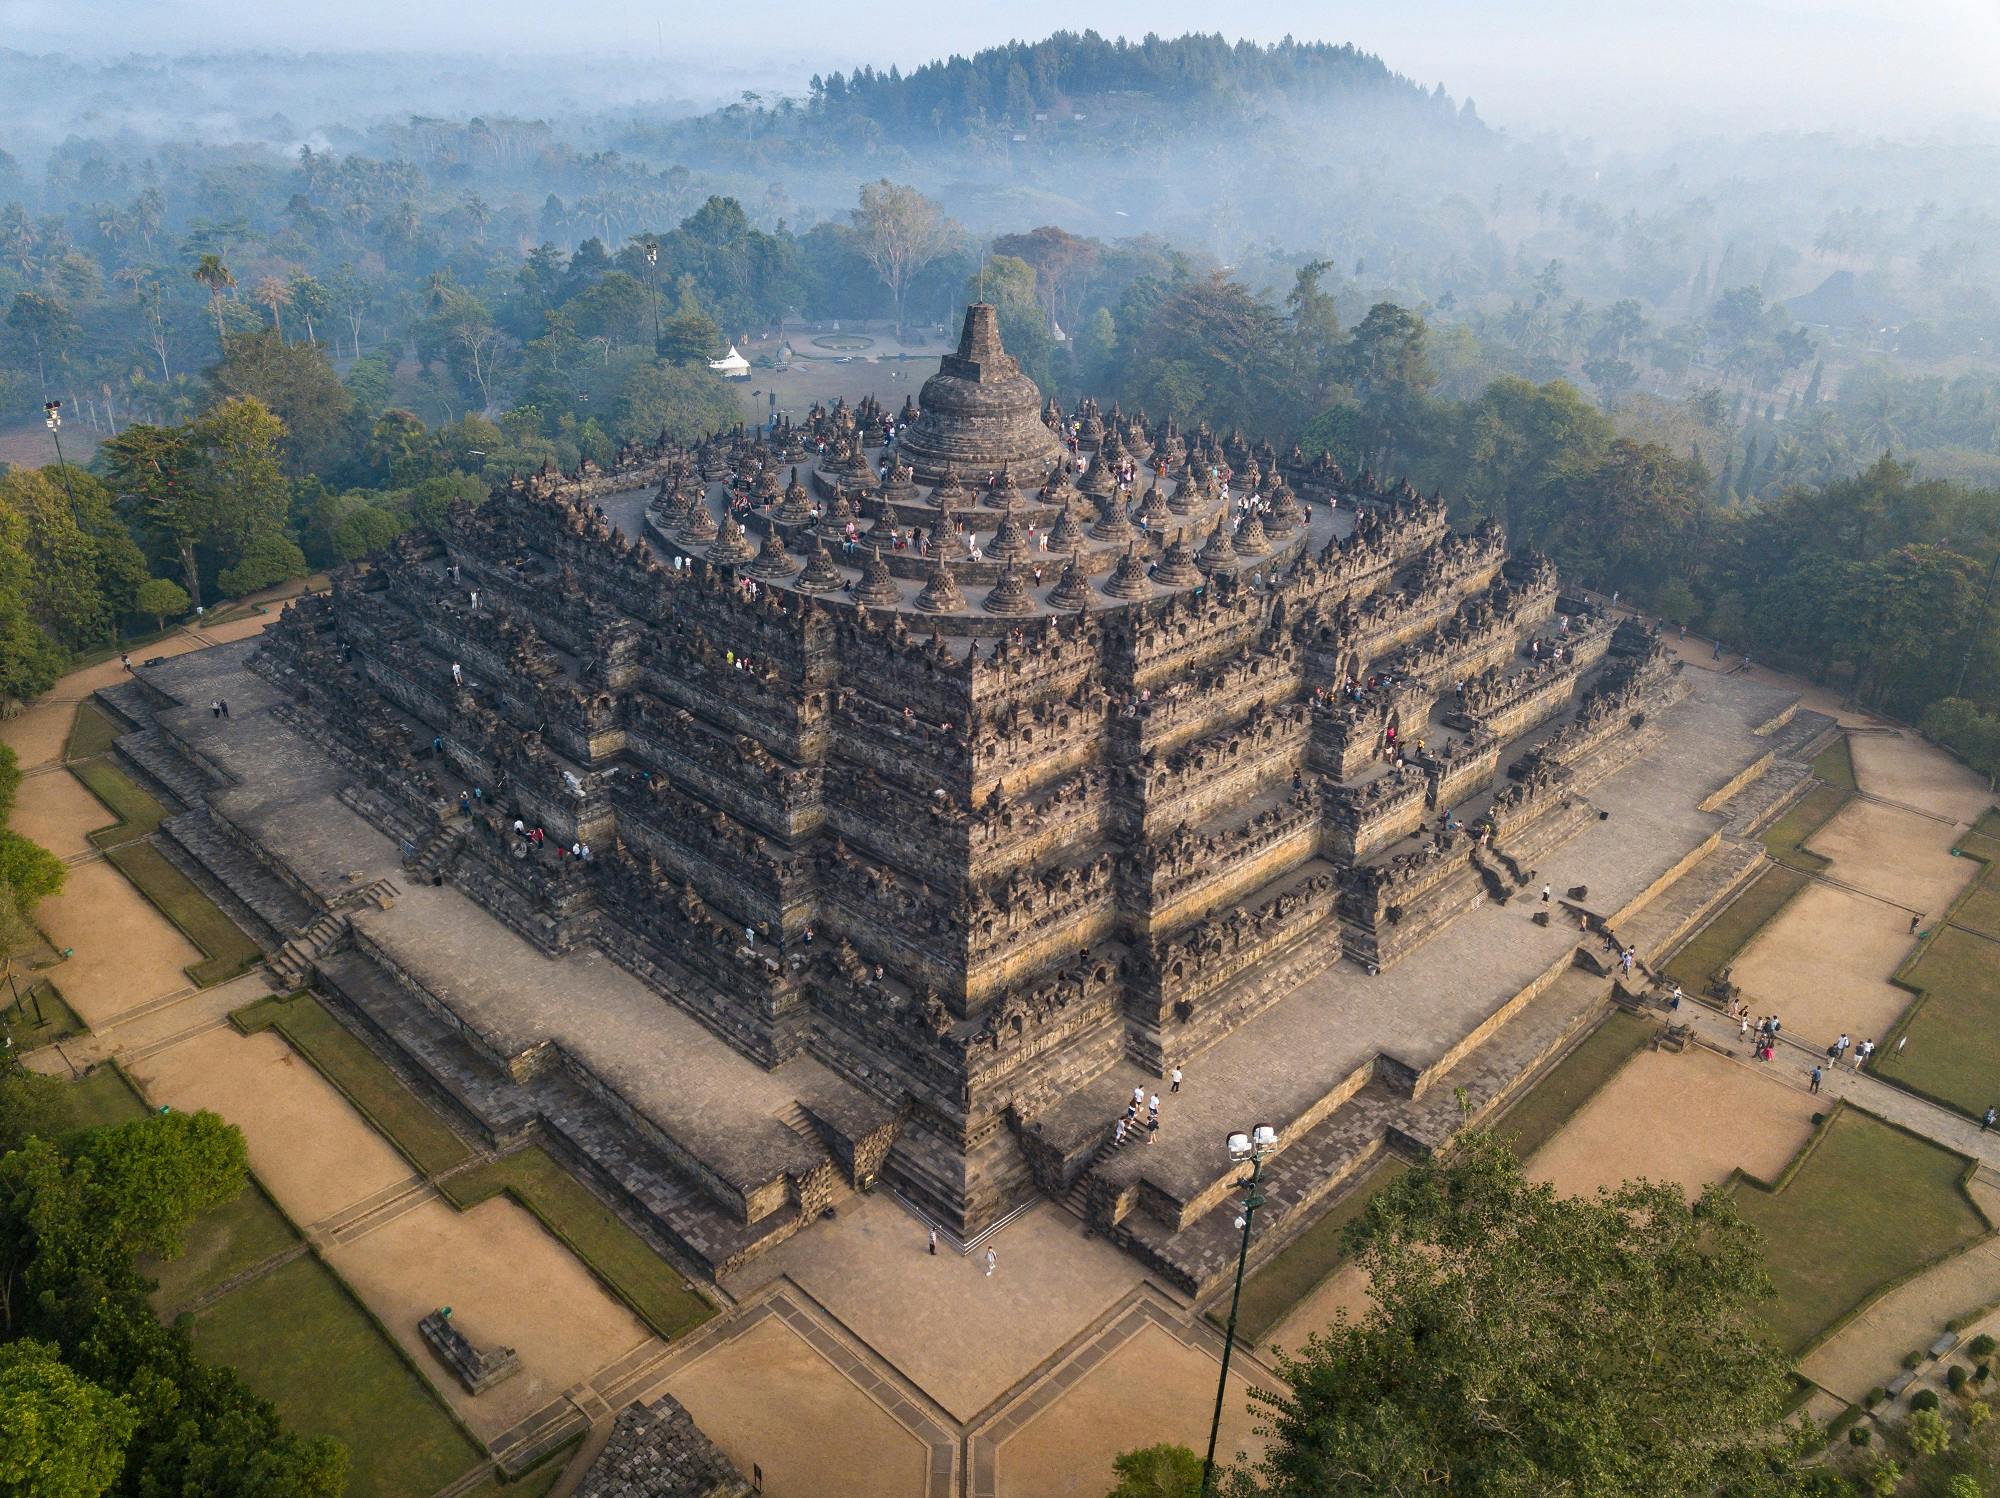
[270,911,350,990]
[405,823,465,885]
[774,1102,852,1208]
[1062,1133,1119,1219]
[160,808,314,946]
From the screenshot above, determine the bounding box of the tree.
[1105,1442,1203,1498]
[134,577,190,632]
[0,467,147,651]
[852,181,956,340]
[5,292,73,391]
[0,1338,136,1498]
[0,829,64,911]
[1240,1127,1796,1497]
[0,500,66,702]
[100,424,208,605]
[217,530,306,598]
[210,333,354,478]
[190,254,235,359]
[287,275,329,347]
[251,277,290,340]
[194,397,292,565]
[612,362,737,446]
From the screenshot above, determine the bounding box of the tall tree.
[190,253,235,359]
[101,423,208,604]
[1237,1128,1800,1497]
[852,181,956,341]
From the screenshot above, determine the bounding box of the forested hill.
[622,32,1479,186]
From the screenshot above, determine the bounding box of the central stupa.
[895,302,1063,483]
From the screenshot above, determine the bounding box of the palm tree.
[253,276,290,340]
[191,252,234,357]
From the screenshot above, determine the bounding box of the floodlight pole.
[1203,1143,1269,1495]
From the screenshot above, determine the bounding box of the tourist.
[984,1248,997,1277]
[1540,883,1552,904]
[1910,912,1922,935]
[1739,1015,1751,1042]
[1835,1033,1851,1060]
[1985,1107,1997,1133]
[220,700,229,718]
[928,1227,938,1256]
[1856,1039,1873,1067]
[1668,984,1682,1014]
[120,653,132,672]
[210,700,222,718]
[1170,1065,1182,1094]
[1114,1117,1128,1147]
[1133,1085,1145,1109]
[1809,1065,1822,1095]
[1146,1115,1159,1145]
[458,792,471,817]
[451,661,464,686]
[1148,1092,1160,1121]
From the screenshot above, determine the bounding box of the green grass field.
[104,840,262,985]
[1491,1008,1656,1163]
[1812,735,1858,791]
[0,977,84,1050]
[1761,781,1853,874]
[1221,1156,1410,1348]
[67,1064,148,1131]
[71,757,165,848]
[1874,925,2000,1118]
[63,701,124,761]
[144,1179,300,1319]
[233,993,472,1176]
[1733,1109,1988,1353]
[441,1145,715,1341]
[1665,865,1809,993]
[191,1255,483,1498]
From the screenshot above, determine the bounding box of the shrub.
[1949,1363,1970,1392]
[1866,1386,1888,1408]
[1910,1388,1942,1412]
[1904,1350,1926,1370]
[1972,1334,1997,1358]
[1907,1406,1949,1457]
[1829,1404,1863,1438]
[1848,1425,1872,1447]
[1979,1363,1993,1385]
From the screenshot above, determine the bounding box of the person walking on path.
[1740,1015,1752,1042]
[1148,1093,1160,1122]
[984,1248,997,1277]
[451,660,463,686]
[1836,1034,1851,1061]
[1668,984,1682,1014]
[1114,1117,1128,1147]
[1857,1039,1874,1068]
[1170,1066,1182,1094]
[928,1227,938,1255]
[1146,1115,1159,1146]
[1133,1085,1145,1110]
[1541,882,1552,904]
[1810,1066,1823,1095]
[1985,1107,1997,1133]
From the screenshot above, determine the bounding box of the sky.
[2,0,1996,139]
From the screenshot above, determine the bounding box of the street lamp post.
[1202,1123,1279,1495]
[644,240,662,350]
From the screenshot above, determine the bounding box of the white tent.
[708,344,751,378]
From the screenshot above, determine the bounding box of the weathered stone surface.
[577,1395,752,1498]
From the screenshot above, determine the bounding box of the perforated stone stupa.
[105,303,1829,1299]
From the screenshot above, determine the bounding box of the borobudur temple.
[99,305,1834,1297]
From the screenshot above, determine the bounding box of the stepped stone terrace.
[99,305,1834,1297]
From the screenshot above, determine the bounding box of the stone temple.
[102,306,1832,1298]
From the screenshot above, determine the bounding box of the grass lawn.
[1812,734,1857,791]
[63,701,123,761]
[1221,1156,1410,1347]
[104,840,262,985]
[440,1145,715,1341]
[0,977,84,1050]
[1665,865,1809,993]
[144,1179,299,1318]
[1762,781,1854,874]
[191,1254,482,1498]
[72,757,165,848]
[1874,925,2000,1118]
[1950,863,2000,941]
[67,1064,148,1130]
[1733,1108,1988,1353]
[1491,1008,1656,1164]
[233,993,471,1176]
